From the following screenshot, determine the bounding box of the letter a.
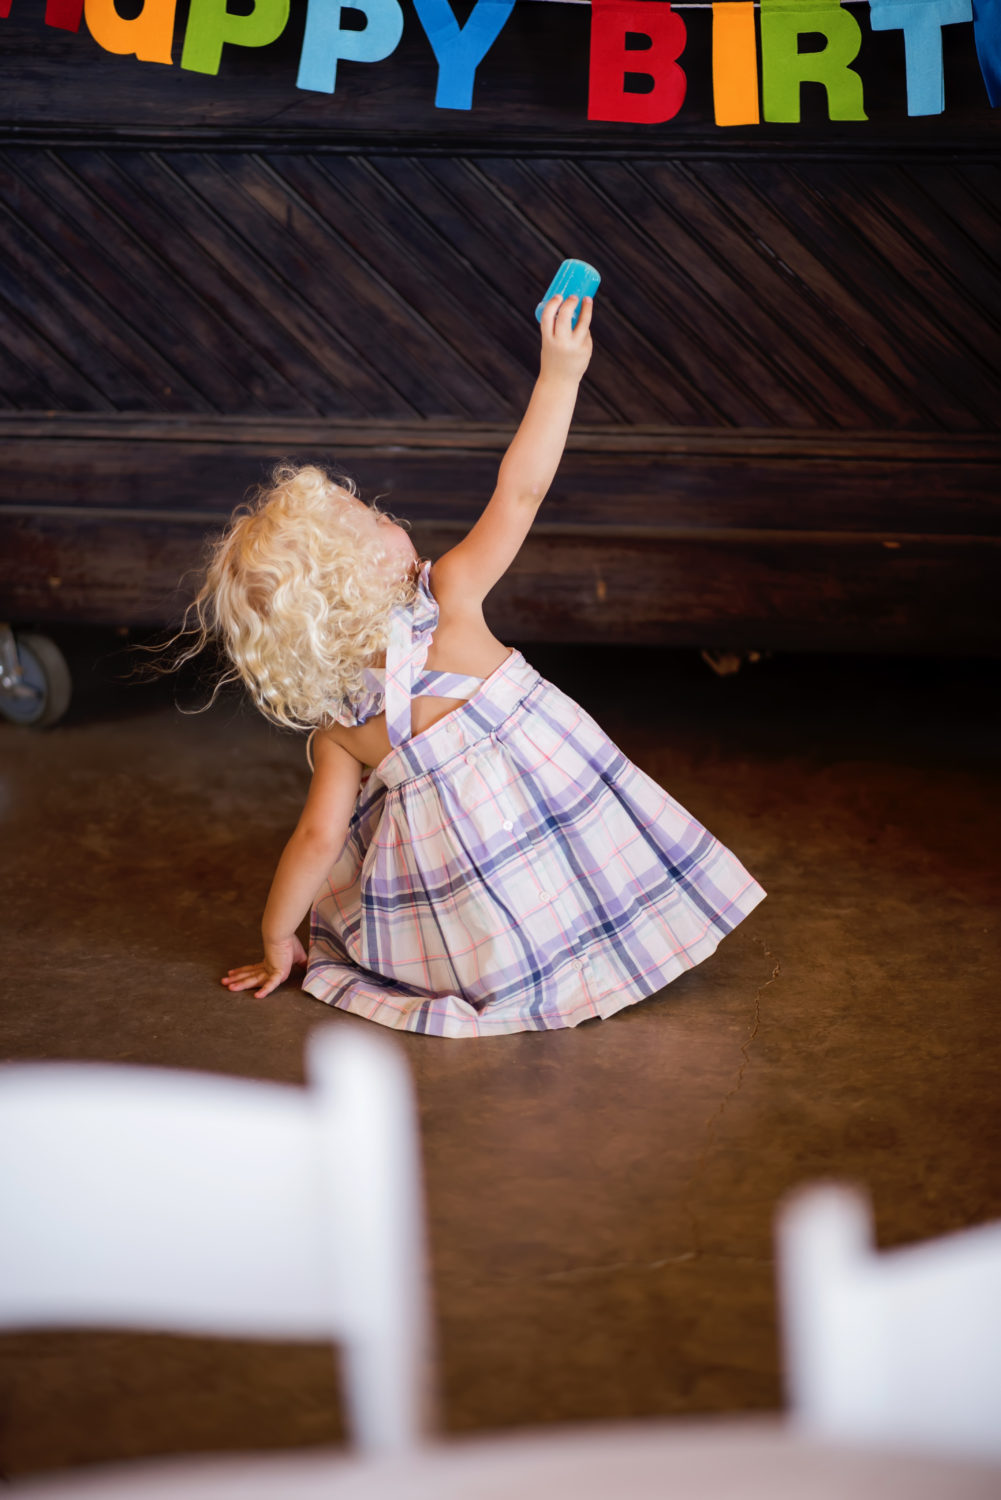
[85,0,177,65]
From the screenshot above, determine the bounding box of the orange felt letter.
[713,2,759,125]
[84,0,176,64]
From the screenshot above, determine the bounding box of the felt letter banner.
[85,0,176,65]
[297,0,404,93]
[869,0,973,114]
[0,0,83,26]
[971,0,1001,103]
[713,1,759,125]
[182,0,290,75]
[760,0,867,122]
[411,0,517,111]
[589,0,687,123]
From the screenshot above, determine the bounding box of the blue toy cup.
[536,259,601,329]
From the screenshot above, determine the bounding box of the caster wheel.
[0,631,73,728]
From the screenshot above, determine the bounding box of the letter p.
[182,0,290,76]
[297,0,405,94]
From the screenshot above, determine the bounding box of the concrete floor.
[1,629,999,1479]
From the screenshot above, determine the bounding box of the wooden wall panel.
[6,506,998,656]
[0,5,998,652]
[1,418,998,653]
[2,150,999,430]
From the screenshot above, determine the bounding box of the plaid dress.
[302,561,766,1038]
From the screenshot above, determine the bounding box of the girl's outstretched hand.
[540,293,593,384]
[221,932,308,999]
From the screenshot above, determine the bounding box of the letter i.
[712,1,759,126]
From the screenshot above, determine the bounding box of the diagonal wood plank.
[645,160,909,429]
[67,148,339,417]
[588,159,845,428]
[0,296,114,410]
[0,196,175,411]
[112,149,402,418]
[482,157,716,424]
[371,154,620,425]
[697,161,973,431]
[0,148,997,431]
[756,161,995,430]
[793,164,1001,417]
[178,150,490,419]
[4,152,254,413]
[253,152,511,419]
[517,156,784,428]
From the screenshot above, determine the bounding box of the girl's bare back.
[319,563,513,769]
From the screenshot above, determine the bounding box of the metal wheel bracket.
[0,624,43,704]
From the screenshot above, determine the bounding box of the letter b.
[589,0,688,124]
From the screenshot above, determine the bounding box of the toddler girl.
[177,293,765,1037]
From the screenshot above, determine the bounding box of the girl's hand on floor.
[540,292,593,384]
[221,932,308,998]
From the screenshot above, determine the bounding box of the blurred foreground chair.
[0,1026,434,1462]
[776,1183,1001,1462]
[2,1138,999,1498]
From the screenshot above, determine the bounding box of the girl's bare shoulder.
[427,562,510,677]
[313,714,385,772]
[428,557,483,616]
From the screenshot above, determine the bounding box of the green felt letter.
[182,0,290,74]
[761,0,867,121]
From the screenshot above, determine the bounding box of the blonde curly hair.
[143,460,421,732]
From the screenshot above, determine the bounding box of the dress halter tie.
[384,559,485,748]
[383,563,438,749]
[305,561,486,770]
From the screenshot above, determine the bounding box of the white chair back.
[0,1025,433,1455]
[776,1182,1001,1462]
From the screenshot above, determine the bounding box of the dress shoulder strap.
[384,559,440,748]
[310,561,480,756]
[412,668,486,700]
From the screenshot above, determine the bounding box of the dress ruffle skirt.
[302,648,766,1038]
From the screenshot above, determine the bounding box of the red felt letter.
[588,0,687,123]
[0,0,84,26]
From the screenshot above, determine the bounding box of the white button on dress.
[502,819,514,831]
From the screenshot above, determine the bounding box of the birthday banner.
[1,0,998,121]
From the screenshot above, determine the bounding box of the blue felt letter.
[971,0,1001,104]
[411,0,516,110]
[297,0,404,93]
[869,0,973,115]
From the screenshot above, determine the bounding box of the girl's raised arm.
[433,292,593,609]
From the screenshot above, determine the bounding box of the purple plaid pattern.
[303,565,767,1037]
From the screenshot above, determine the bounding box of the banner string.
[528,1,894,7]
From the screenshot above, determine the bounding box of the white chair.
[776,1182,1001,1462]
[0,1025,434,1460]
